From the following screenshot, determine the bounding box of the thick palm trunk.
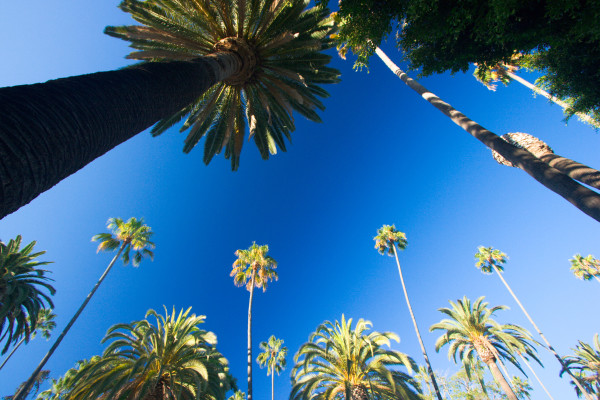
[15,244,125,400]
[0,336,24,371]
[392,245,444,400]
[537,154,600,191]
[247,271,256,400]
[491,264,594,400]
[375,47,600,224]
[0,52,241,219]
[486,359,519,400]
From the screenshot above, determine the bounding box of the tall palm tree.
[561,334,600,398]
[65,307,235,399]
[15,217,154,400]
[256,335,287,400]
[366,46,600,223]
[0,0,340,220]
[0,309,56,371]
[570,254,600,285]
[475,246,594,400]
[231,242,277,400]
[430,296,541,400]
[0,235,54,354]
[290,315,421,400]
[373,224,444,400]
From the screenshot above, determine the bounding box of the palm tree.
[0,235,54,354]
[570,254,600,284]
[475,246,593,400]
[256,335,287,400]
[65,307,235,399]
[3,370,50,400]
[15,217,154,400]
[290,315,421,400]
[231,242,277,400]
[36,357,102,400]
[0,0,340,220]
[0,309,56,371]
[365,46,600,223]
[228,391,246,400]
[373,224,444,400]
[430,296,541,400]
[561,334,600,398]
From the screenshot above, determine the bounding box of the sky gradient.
[1,1,599,399]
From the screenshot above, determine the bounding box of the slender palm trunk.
[0,336,25,371]
[519,353,555,400]
[491,264,594,400]
[374,47,600,224]
[537,154,600,191]
[271,368,274,400]
[15,244,125,400]
[247,270,256,400]
[503,68,600,129]
[392,245,444,400]
[486,359,519,400]
[0,52,242,219]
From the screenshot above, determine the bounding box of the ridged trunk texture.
[349,384,369,400]
[472,339,518,400]
[0,52,241,219]
[375,47,600,224]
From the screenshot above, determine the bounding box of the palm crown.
[562,334,600,397]
[106,0,340,170]
[290,315,421,400]
[475,246,508,274]
[374,225,407,256]
[92,217,155,267]
[231,242,278,291]
[257,335,287,376]
[0,235,54,354]
[570,254,600,281]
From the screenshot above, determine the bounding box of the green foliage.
[227,391,246,400]
[0,236,54,354]
[3,370,50,400]
[570,254,600,281]
[430,296,540,378]
[373,224,407,256]
[474,246,508,275]
[64,307,235,399]
[561,334,600,398]
[91,217,155,267]
[106,0,340,170]
[231,242,278,292]
[290,315,421,400]
[36,358,101,400]
[256,335,287,376]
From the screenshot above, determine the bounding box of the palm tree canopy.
[430,296,541,379]
[66,307,235,399]
[570,254,600,281]
[0,236,55,354]
[106,0,340,170]
[37,357,102,400]
[475,246,508,274]
[257,335,287,376]
[29,308,56,341]
[561,334,600,396]
[230,242,277,292]
[228,391,246,400]
[91,217,155,267]
[373,224,407,256]
[290,315,421,400]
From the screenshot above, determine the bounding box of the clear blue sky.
[1,1,599,399]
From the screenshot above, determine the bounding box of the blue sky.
[1,1,599,399]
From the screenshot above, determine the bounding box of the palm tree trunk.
[486,359,519,400]
[519,353,555,400]
[374,47,600,224]
[536,154,600,191]
[491,264,594,400]
[247,271,256,400]
[271,368,274,400]
[392,244,444,400]
[0,52,242,219]
[0,336,25,371]
[503,68,600,129]
[14,244,126,400]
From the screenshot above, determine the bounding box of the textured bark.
[375,47,600,224]
[0,52,241,219]
[349,384,369,400]
[487,360,519,400]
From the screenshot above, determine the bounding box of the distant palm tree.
[373,224,444,400]
[228,391,246,400]
[231,242,278,400]
[0,0,340,219]
[561,334,600,398]
[570,254,600,285]
[0,235,54,354]
[257,335,287,400]
[431,296,541,400]
[290,315,421,400]
[37,356,101,400]
[0,309,56,371]
[475,246,593,400]
[67,307,234,399]
[15,217,154,400]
